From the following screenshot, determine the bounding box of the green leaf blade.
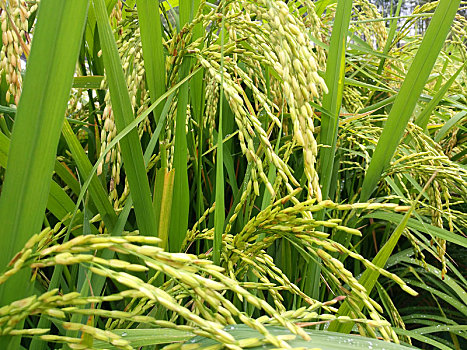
[360,0,461,201]
[93,0,158,237]
[0,1,89,347]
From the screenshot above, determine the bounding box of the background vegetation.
[0,0,466,349]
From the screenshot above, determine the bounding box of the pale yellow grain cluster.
[352,0,388,50]
[343,86,365,113]
[110,0,123,27]
[0,1,33,105]
[97,0,331,210]
[450,14,467,50]
[180,0,329,202]
[186,189,419,341]
[445,13,467,96]
[203,73,219,149]
[0,195,420,346]
[339,115,467,279]
[392,124,467,278]
[245,0,327,201]
[1,220,328,349]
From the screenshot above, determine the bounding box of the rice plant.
[0,0,466,349]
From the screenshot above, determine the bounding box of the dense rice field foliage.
[0,0,466,349]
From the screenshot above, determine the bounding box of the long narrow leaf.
[169,59,190,252]
[365,212,467,248]
[414,62,466,130]
[62,120,118,231]
[93,0,158,237]
[376,0,403,74]
[191,325,413,350]
[360,0,461,201]
[318,0,352,200]
[0,1,89,348]
[93,328,193,349]
[213,0,228,265]
[2,136,88,233]
[135,0,166,114]
[168,0,193,252]
[310,0,352,300]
